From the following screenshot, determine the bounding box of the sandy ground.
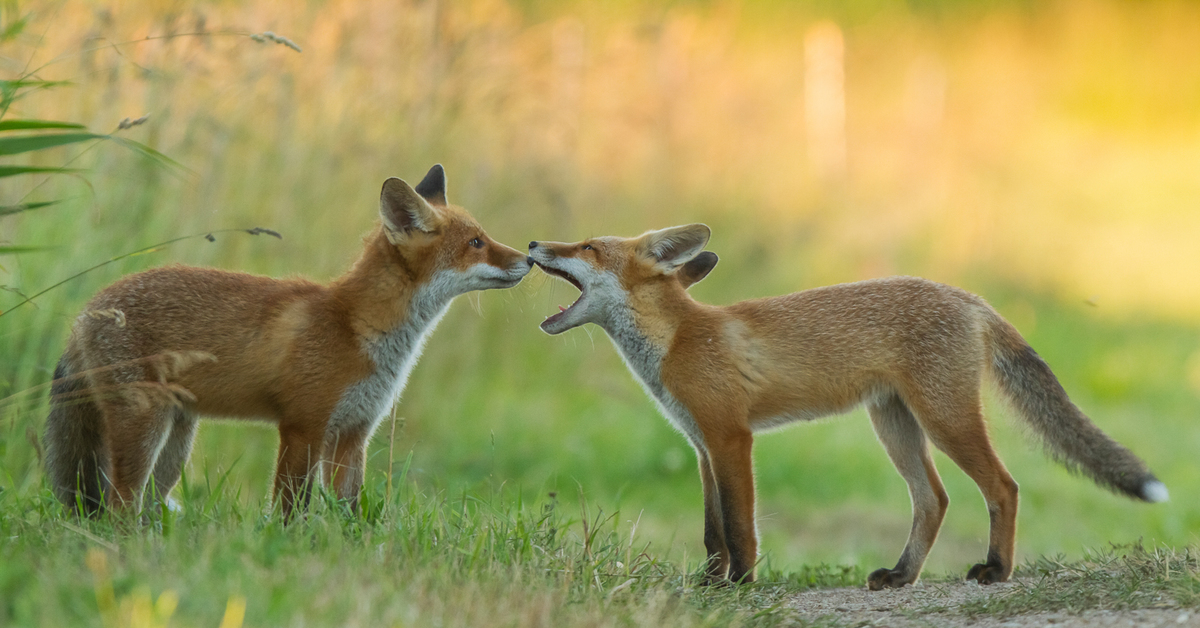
[787,581,1198,627]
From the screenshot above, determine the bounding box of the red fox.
[45,165,533,519]
[528,224,1167,588]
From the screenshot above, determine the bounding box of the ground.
[789,581,1198,627]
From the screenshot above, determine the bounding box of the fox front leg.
[696,448,731,583]
[702,428,758,584]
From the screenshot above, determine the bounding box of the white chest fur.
[327,278,454,438]
[604,312,706,451]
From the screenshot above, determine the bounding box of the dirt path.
[788,581,1197,627]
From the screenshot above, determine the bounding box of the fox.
[45,165,533,519]
[527,223,1167,589]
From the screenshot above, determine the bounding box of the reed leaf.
[0,166,83,178]
[0,200,61,216]
[0,119,87,132]
[0,132,105,157]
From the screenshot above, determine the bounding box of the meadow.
[1,0,1199,625]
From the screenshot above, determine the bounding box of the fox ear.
[380,177,439,235]
[413,164,448,206]
[677,251,718,289]
[640,224,712,272]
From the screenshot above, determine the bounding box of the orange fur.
[529,224,1164,588]
[45,166,533,519]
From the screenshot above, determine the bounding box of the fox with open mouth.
[527,224,1165,588]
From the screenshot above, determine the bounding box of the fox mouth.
[536,262,584,332]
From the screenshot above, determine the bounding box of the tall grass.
[0,0,1197,594]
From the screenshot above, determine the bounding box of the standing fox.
[528,224,1167,589]
[45,165,533,518]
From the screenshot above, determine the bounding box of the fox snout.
[526,240,566,265]
[494,243,535,278]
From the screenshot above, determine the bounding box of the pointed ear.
[677,251,718,289]
[640,224,712,272]
[380,177,438,235]
[413,164,448,206]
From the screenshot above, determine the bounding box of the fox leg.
[703,427,758,583]
[696,447,731,582]
[99,399,173,514]
[148,408,199,510]
[274,424,326,521]
[323,426,370,510]
[915,396,1019,585]
[866,394,950,590]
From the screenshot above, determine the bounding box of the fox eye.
[581,244,594,251]
[469,238,484,249]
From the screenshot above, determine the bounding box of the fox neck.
[334,229,455,339]
[326,229,455,436]
[597,279,707,443]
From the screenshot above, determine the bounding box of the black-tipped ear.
[380,177,438,234]
[677,251,718,289]
[640,224,712,272]
[414,164,448,206]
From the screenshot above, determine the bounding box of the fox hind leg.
[98,398,175,514]
[866,393,950,590]
[148,408,199,512]
[914,395,1019,585]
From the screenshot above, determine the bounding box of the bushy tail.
[44,354,108,515]
[985,312,1167,503]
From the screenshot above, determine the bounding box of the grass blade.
[0,132,105,156]
[0,119,87,131]
[0,245,54,254]
[0,227,281,317]
[0,199,61,216]
[0,165,83,178]
[110,137,192,175]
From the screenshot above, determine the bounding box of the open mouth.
[536,262,584,331]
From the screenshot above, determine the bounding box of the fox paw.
[966,561,1009,585]
[698,573,731,588]
[867,568,913,590]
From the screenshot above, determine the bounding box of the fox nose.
[528,241,539,250]
[525,256,534,266]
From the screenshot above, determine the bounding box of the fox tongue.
[558,305,567,312]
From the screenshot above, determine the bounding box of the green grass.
[958,544,1200,618]
[4,0,1200,625]
[0,470,863,627]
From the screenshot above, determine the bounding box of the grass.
[0,469,865,627]
[958,544,1200,618]
[2,0,1200,625]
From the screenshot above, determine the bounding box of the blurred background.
[1,0,1198,576]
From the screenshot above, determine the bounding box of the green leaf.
[0,200,62,216]
[0,119,87,131]
[0,245,54,255]
[0,166,84,178]
[0,79,72,91]
[0,132,105,157]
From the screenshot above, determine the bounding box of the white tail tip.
[1143,480,1169,503]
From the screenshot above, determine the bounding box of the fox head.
[375,165,532,297]
[527,224,717,335]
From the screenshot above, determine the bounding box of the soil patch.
[788,581,1196,627]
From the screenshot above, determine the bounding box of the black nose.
[525,256,534,266]
[528,241,539,250]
